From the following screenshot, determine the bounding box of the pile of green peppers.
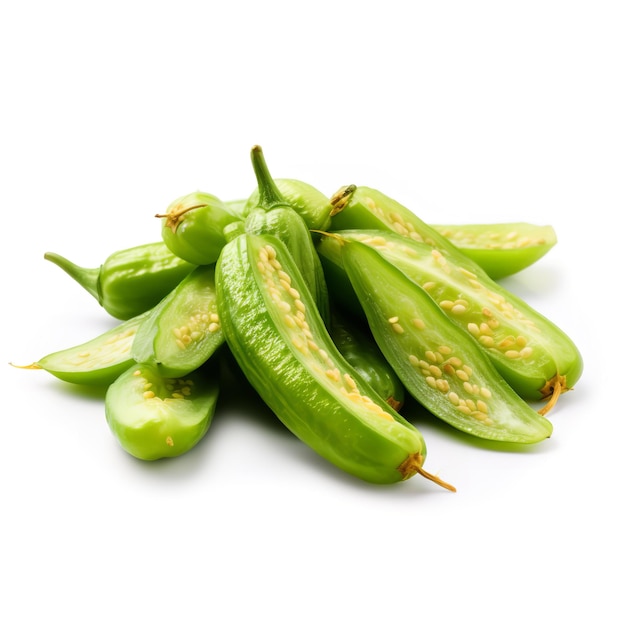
[15,145,582,490]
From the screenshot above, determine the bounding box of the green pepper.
[215,228,454,489]
[45,242,196,320]
[329,310,405,412]
[431,223,558,279]
[244,177,335,231]
[329,184,458,251]
[156,191,240,266]
[244,146,330,323]
[318,229,583,408]
[12,310,151,386]
[105,361,219,461]
[131,264,224,378]
[333,238,554,444]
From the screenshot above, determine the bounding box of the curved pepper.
[335,238,554,444]
[215,228,454,489]
[12,310,151,386]
[44,242,196,320]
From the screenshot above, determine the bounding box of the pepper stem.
[250,145,289,212]
[398,452,456,492]
[44,252,101,303]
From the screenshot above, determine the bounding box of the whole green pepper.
[334,238,554,444]
[215,227,454,489]
[156,191,240,266]
[45,242,196,320]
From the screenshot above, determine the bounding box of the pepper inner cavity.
[256,243,394,422]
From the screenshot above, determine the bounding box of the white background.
[1,1,624,624]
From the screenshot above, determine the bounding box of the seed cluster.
[173,311,220,351]
[133,368,195,401]
[398,317,494,425]
[437,227,547,250]
[257,243,394,422]
[363,197,439,247]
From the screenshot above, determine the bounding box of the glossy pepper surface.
[45,242,196,320]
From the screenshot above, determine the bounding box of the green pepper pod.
[105,361,219,461]
[318,230,583,407]
[244,177,335,231]
[12,310,151,386]
[335,239,554,444]
[131,264,224,378]
[329,310,405,411]
[432,223,558,279]
[216,230,454,489]
[45,242,196,320]
[156,191,239,266]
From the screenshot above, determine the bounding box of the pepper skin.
[45,242,196,320]
[156,191,240,266]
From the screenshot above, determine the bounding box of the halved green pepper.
[131,264,224,378]
[215,228,454,489]
[335,239,554,444]
[45,242,196,320]
[105,361,219,461]
[13,310,151,386]
[431,223,557,279]
[318,230,583,408]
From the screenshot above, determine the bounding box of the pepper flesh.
[105,361,219,461]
